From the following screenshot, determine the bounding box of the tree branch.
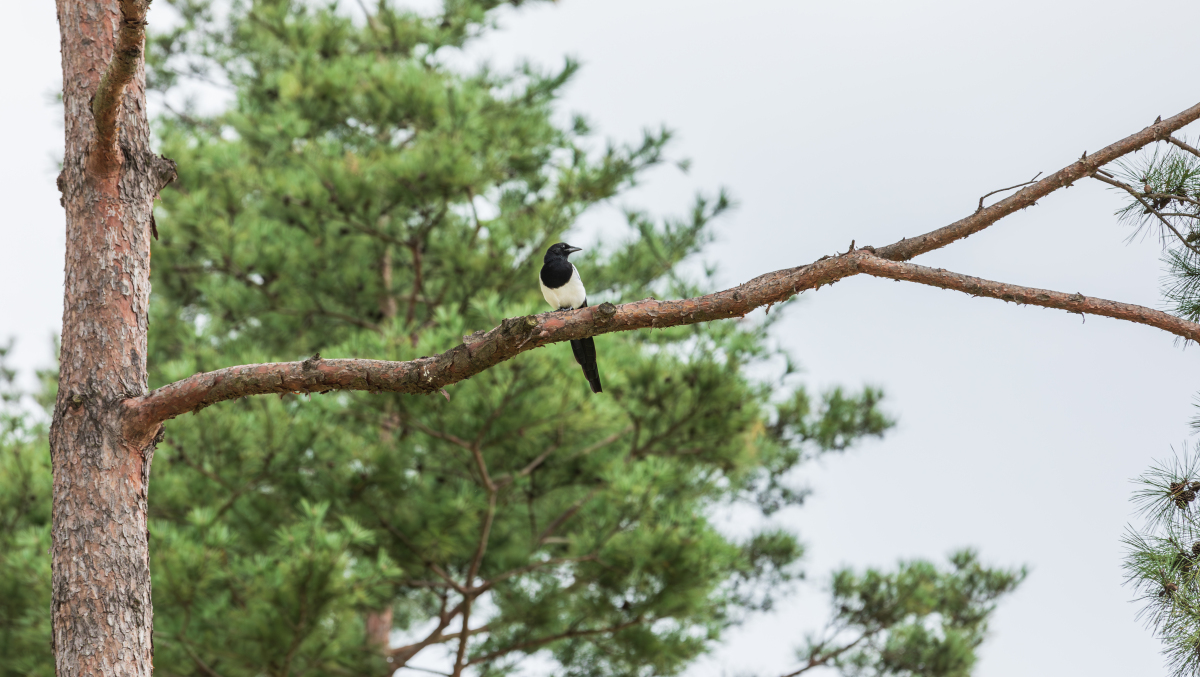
[92,0,151,174]
[976,172,1042,213]
[1168,135,1200,159]
[122,101,1200,437]
[853,253,1200,341]
[875,103,1200,262]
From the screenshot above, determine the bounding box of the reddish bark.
[853,255,1200,339]
[124,243,1200,428]
[52,0,173,675]
[874,102,1200,262]
[121,104,1200,430]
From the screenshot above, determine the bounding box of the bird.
[539,242,602,393]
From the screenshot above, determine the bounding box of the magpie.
[539,242,602,393]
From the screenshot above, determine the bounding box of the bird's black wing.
[569,300,602,393]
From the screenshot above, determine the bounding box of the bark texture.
[52,0,172,675]
[125,243,1200,427]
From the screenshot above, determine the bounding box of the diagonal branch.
[875,102,1200,262]
[976,172,1042,213]
[92,0,152,174]
[853,253,1200,341]
[122,102,1200,438]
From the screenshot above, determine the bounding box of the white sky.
[5,1,1200,675]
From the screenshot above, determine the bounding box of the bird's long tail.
[570,337,602,393]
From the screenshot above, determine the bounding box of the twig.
[976,172,1042,212]
[878,100,1200,262]
[1089,173,1200,255]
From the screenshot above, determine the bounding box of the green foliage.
[1123,450,1200,676]
[1109,139,1200,674]
[789,551,1025,677]
[1108,139,1200,321]
[0,345,53,677]
[135,0,895,673]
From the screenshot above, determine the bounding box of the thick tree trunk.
[51,0,170,675]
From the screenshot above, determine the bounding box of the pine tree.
[780,551,1024,677]
[137,0,898,674]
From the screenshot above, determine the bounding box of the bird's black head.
[544,242,582,263]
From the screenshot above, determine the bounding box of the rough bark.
[874,102,1200,262]
[123,242,1200,427]
[51,0,173,675]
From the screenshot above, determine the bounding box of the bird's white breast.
[540,265,587,309]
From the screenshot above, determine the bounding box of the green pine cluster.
[0,1,1026,676]
[791,551,1025,677]
[0,345,53,677]
[1110,141,1200,322]
[1124,454,1200,676]
[1109,137,1200,674]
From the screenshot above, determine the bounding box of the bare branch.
[854,254,1200,342]
[122,102,1200,437]
[91,0,151,174]
[876,103,1200,262]
[976,172,1042,213]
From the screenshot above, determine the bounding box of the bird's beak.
[566,246,583,254]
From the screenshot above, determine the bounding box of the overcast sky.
[6,1,1200,675]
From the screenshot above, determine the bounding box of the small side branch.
[877,102,1200,262]
[976,172,1042,213]
[853,254,1200,342]
[92,0,152,173]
